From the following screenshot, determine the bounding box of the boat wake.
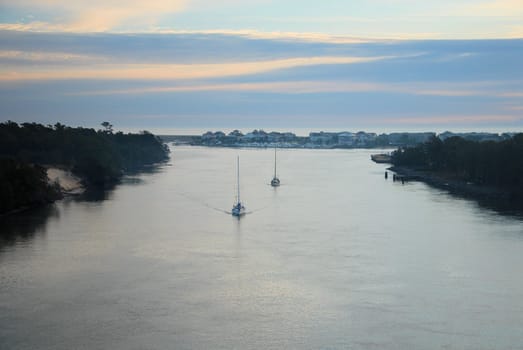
[204,203,230,215]
[173,191,268,216]
[173,191,229,214]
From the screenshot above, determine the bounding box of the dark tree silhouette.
[391,134,523,194]
[0,122,170,214]
[101,121,113,133]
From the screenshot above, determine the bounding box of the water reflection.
[75,165,166,202]
[2,147,523,349]
[469,194,523,219]
[421,183,522,220]
[79,186,116,202]
[0,164,168,250]
[387,170,523,220]
[0,204,59,250]
[126,163,167,176]
[233,215,243,259]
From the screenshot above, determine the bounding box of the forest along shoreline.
[0,122,170,216]
[374,134,523,212]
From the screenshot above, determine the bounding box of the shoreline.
[171,143,396,150]
[1,162,169,218]
[46,167,85,195]
[388,165,523,213]
[1,167,81,218]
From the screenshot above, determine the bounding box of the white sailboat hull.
[231,203,246,216]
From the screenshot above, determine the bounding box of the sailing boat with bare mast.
[270,148,280,187]
[232,156,246,217]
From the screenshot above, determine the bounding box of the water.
[1,147,523,350]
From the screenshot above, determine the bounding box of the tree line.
[0,121,169,214]
[391,134,523,193]
[0,159,62,214]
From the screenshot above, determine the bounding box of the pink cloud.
[0,56,394,81]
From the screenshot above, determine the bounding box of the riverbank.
[387,134,523,213]
[46,167,85,195]
[389,165,523,212]
[0,159,63,216]
[0,122,170,216]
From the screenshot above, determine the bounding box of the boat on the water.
[232,156,246,217]
[371,153,392,164]
[270,148,280,187]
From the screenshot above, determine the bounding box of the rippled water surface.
[1,147,523,349]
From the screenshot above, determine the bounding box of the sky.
[0,0,522,134]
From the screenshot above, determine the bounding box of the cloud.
[0,22,70,32]
[499,92,523,97]
[0,55,395,81]
[0,30,521,130]
[0,50,105,63]
[0,21,441,41]
[465,0,523,17]
[196,29,441,41]
[67,81,390,95]
[62,80,522,102]
[508,25,523,38]
[148,29,378,43]
[2,0,523,40]
[5,0,188,32]
[0,23,382,42]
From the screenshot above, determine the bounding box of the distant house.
[309,132,337,145]
[226,129,244,143]
[197,129,456,149]
[410,132,436,143]
[201,131,226,145]
[201,131,216,144]
[337,132,355,146]
[501,132,517,140]
[282,132,297,142]
[202,131,214,139]
[354,131,377,146]
[465,132,501,142]
[268,131,283,143]
[437,131,456,141]
[438,131,501,142]
[244,129,268,142]
[228,130,244,137]
[388,132,434,145]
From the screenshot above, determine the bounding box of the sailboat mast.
[274,148,277,178]
[237,156,240,203]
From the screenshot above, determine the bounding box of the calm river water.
[1,146,523,349]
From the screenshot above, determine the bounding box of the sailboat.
[270,148,280,187]
[232,156,246,217]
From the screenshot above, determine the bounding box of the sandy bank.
[47,168,84,195]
